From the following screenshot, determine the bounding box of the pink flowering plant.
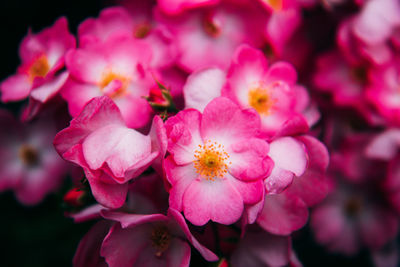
[1,0,400,266]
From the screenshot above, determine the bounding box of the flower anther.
[248,83,278,115]
[194,140,231,181]
[150,225,171,257]
[28,55,50,81]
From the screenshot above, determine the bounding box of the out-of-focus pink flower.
[100,209,218,266]
[223,45,311,139]
[183,67,226,112]
[312,49,382,125]
[164,97,272,225]
[73,221,111,267]
[54,96,167,208]
[231,226,300,267]
[157,2,268,72]
[78,6,177,69]
[366,59,400,126]
[366,128,400,160]
[0,110,69,205]
[256,135,330,235]
[62,34,153,128]
[352,0,400,47]
[259,0,302,56]
[0,17,75,116]
[311,134,399,255]
[157,0,220,15]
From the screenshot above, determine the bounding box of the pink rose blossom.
[62,34,154,128]
[0,17,75,118]
[311,134,399,255]
[78,6,177,69]
[164,97,273,225]
[223,45,311,139]
[231,226,300,267]
[156,2,268,72]
[100,209,218,266]
[157,0,220,15]
[54,96,167,208]
[0,110,69,205]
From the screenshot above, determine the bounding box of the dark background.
[0,0,394,266]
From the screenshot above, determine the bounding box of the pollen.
[28,55,50,81]
[99,71,129,98]
[194,140,231,181]
[150,225,171,257]
[248,85,276,115]
[264,0,283,11]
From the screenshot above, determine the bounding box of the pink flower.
[222,44,310,139]
[157,0,220,15]
[311,134,399,255]
[259,0,302,56]
[256,135,330,235]
[62,34,153,128]
[0,17,75,114]
[312,49,381,125]
[231,226,301,267]
[54,96,167,208]
[0,110,69,205]
[156,2,267,72]
[164,97,273,225]
[366,59,400,126]
[78,6,177,69]
[100,209,218,266]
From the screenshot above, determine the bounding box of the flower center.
[263,0,283,11]
[194,140,231,180]
[150,225,171,257]
[19,144,39,167]
[203,14,221,38]
[133,22,152,39]
[99,71,129,98]
[28,55,50,81]
[344,196,362,217]
[248,86,276,115]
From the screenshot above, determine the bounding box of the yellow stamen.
[28,55,50,81]
[264,0,283,11]
[248,85,276,115]
[150,225,171,257]
[99,71,129,98]
[194,140,231,181]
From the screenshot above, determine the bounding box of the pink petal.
[82,124,152,179]
[85,169,129,209]
[73,221,110,267]
[166,238,191,267]
[269,137,307,177]
[0,74,31,102]
[66,49,107,83]
[227,174,264,205]
[101,210,168,228]
[168,208,218,262]
[265,166,294,194]
[201,97,261,146]
[257,192,309,235]
[182,178,244,226]
[229,138,272,181]
[30,71,69,102]
[164,157,198,211]
[101,223,150,267]
[184,68,225,112]
[54,96,125,156]
[266,61,298,86]
[71,204,105,223]
[165,109,203,165]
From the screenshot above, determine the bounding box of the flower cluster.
[1,0,400,266]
